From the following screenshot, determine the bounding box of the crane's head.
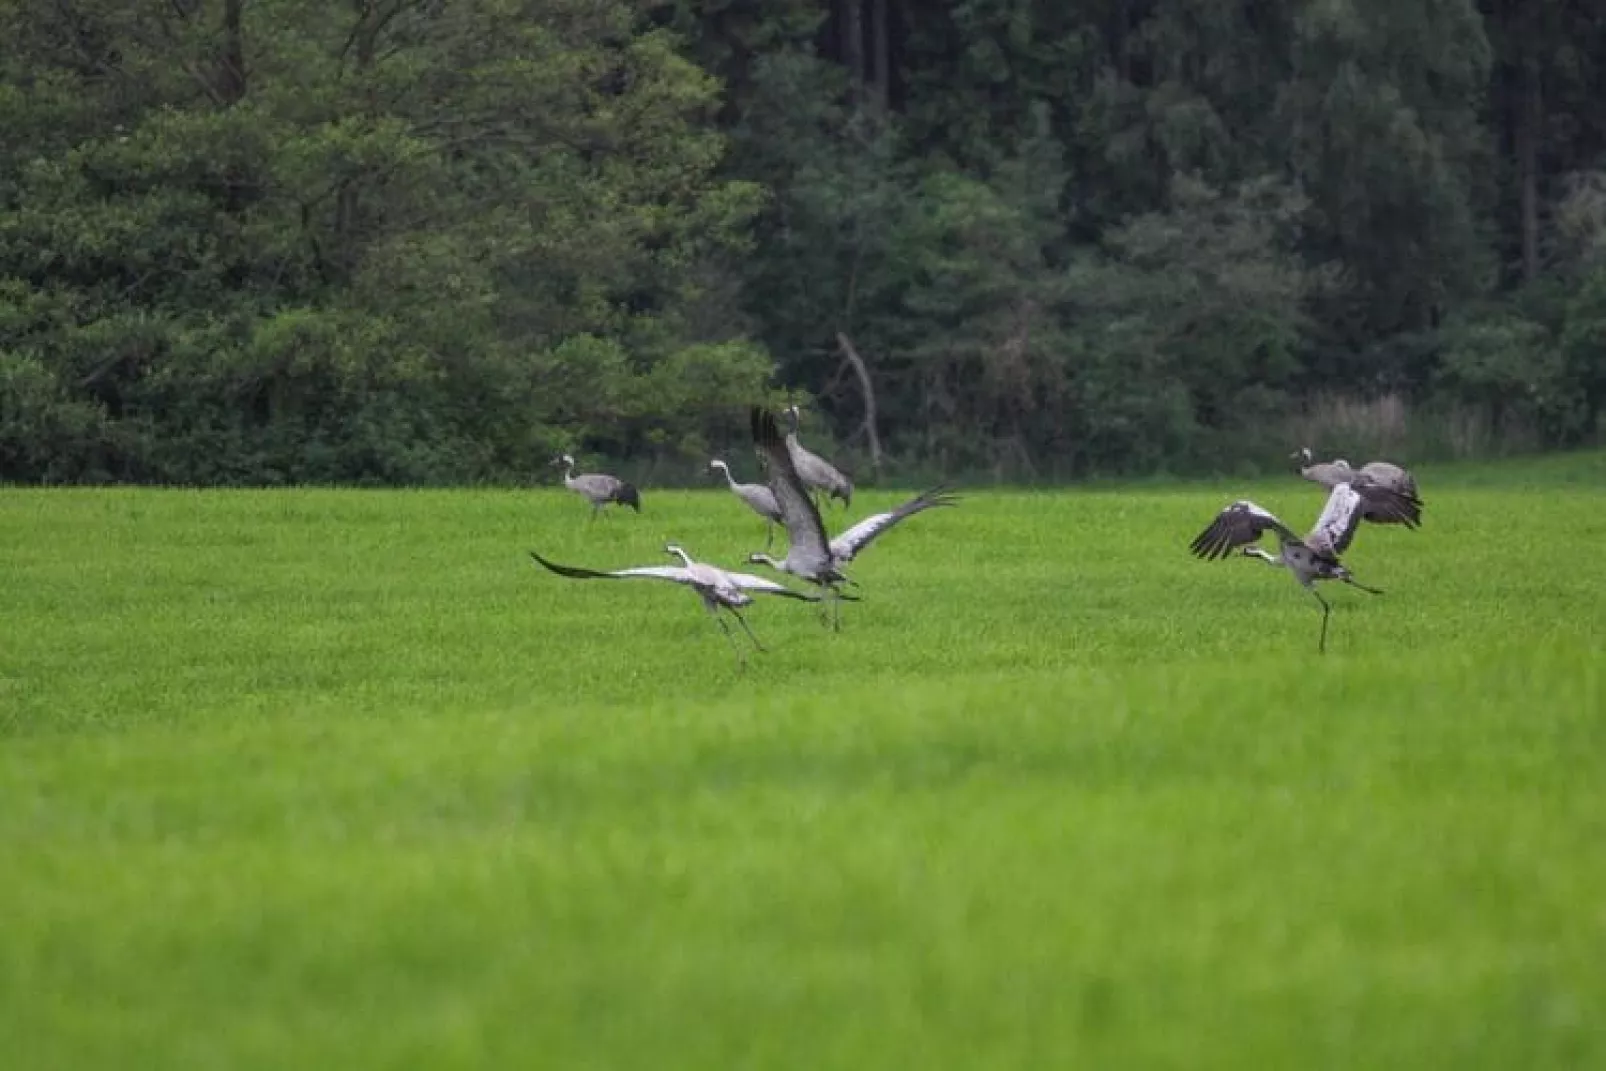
[708,459,727,474]
[663,542,692,565]
[1290,446,1313,465]
[745,552,780,570]
[552,453,574,468]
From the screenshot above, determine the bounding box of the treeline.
[1,0,1603,485]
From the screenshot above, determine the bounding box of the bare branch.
[835,331,883,476]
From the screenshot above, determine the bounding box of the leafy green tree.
[0,0,769,483]
[1063,172,1316,470]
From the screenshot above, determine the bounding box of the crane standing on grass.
[1188,479,1421,654]
[784,404,854,509]
[554,454,641,521]
[709,458,783,549]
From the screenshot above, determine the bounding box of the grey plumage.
[528,542,818,668]
[747,406,956,630]
[784,405,853,508]
[1189,481,1415,654]
[555,453,641,520]
[709,458,783,549]
[1293,447,1422,525]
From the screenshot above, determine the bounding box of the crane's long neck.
[749,553,787,574]
[668,547,694,567]
[715,464,739,491]
[560,457,577,486]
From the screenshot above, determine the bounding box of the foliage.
[1,0,1603,483]
[0,0,769,483]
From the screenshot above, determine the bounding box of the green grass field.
[3,453,1604,1069]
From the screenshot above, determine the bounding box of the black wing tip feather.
[1188,525,1230,561]
[1360,484,1422,528]
[750,406,782,450]
[615,482,641,511]
[528,550,608,580]
[1188,504,1250,561]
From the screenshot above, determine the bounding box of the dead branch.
[834,330,883,477]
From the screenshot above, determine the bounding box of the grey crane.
[784,404,854,508]
[554,453,641,520]
[1292,446,1423,525]
[747,405,957,630]
[1188,480,1419,654]
[708,458,783,549]
[528,542,822,668]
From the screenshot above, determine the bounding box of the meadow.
[3,452,1604,1069]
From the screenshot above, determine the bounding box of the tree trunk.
[835,331,884,477]
[1517,53,1542,282]
[842,0,865,99]
[216,0,246,106]
[335,0,383,275]
[868,0,888,110]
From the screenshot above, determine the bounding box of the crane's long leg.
[764,521,775,551]
[711,611,747,669]
[1309,588,1332,654]
[728,607,767,652]
[1343,575,1384,596]
[1242,546,1279,566]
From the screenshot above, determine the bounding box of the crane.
[1188,480,1418,654]
[747,405,957,630]
[784,404,854,508]
[1292,447,1422,525]
[527,543,824,668]
[554,454,641,520]
[708,458,783,549]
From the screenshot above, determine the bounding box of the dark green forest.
[2,0,1604,485]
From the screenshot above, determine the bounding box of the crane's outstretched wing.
[1304,483,1366,557]
[1189,500,1298,561]
[829,485,959,563]
[751,406,834,571]
[1308,480,1421,554]
[1347,472,1422,527]
[1360,460,1419,500]
[528,552,690,585]
[720,570,827,601]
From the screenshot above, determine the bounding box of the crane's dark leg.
[764,521,774,551]
[1342,575,1384,596]
[1309,588,1332,654]
[729,607,767,652]
[711,611,747,669]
